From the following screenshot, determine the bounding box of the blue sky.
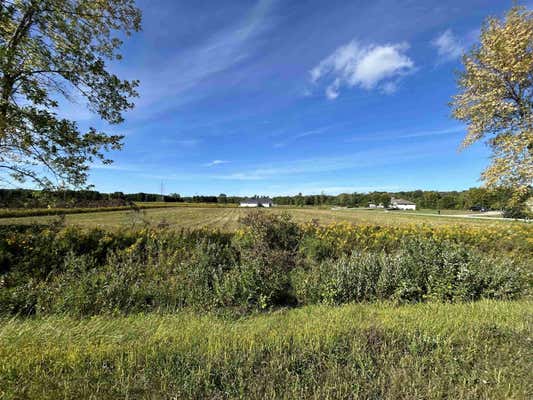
[68,0,523,196]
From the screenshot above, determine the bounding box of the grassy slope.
[0,206,521,230]
[1,300,531,399]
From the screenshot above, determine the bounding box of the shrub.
[502,207,529,219]
[292,239,527,305]
[231,211,301,308]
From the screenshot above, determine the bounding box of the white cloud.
[205,160,230,167]
[382,81,397,94]
[325,80,340,99]
[310,40,415,98]
[431,29,464,61]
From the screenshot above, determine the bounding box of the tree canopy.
[451,6,532,198]
[0,0,141,188]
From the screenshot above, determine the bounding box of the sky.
[66,0,525,196]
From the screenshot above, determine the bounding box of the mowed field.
[0,205,525,230]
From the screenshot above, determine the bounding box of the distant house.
[368,203,384,209]
[239,197,273,208]
[390,197,416,210]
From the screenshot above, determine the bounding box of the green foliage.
[503,206,530,220]
[0,213,530,316]
[216,212,301,308]
[451,6,533,195]
[0,0,141,188]
[229,212,301,308]
[273,186,527,211]
[292,239,527,305]
[0,186,528,212]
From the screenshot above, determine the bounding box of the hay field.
[0,205,524,230]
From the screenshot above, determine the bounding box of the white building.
[390,197,416,210]
[239,197,273,208]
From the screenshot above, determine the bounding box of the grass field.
[1,300,530,399]
[0,205,523,230]
[1,205,530,399]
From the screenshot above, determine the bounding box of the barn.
[239,197,273,208]
[390,197,416,210]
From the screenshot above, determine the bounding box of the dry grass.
[0,206,523,230]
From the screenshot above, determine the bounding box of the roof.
[391,197,416,205]
[240,197,272,204]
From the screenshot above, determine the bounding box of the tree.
[217,193,227,204]
[0,0,141,188]
[451,6,532,199]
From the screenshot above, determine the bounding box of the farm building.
[368,203,384,209]
[390,197,416,210]
[239,197,273,207]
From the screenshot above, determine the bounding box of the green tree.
[295,192,304,207]
[451,6,532,199]
[0,0,141,188]
[438,195,457,210]
[217,193,227,204]
[421,191,440,209]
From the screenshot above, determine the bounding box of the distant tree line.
[122,193,244,204]
[273,188,524,210]
[0,187,528,211]
[278,188,533,211]
[0,189,128,209]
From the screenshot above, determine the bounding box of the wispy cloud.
[265,184,403,196]
[204,160,230,167]
[310,40,415,99]
[134,0,277,113]
[431,29,464,62]
[90,163,142,172]
[214,146,436,181]
[273,125,338,147]
[346,126,464,142]
[398,126,463,139]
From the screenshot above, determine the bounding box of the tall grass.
[0,213,530,316]
[0,301,530,399]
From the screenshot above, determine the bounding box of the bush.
[292,239,527,305]
[502,207,529,219]
[231,212,301,308]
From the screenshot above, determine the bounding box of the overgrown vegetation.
[1,212,530,316]
[0,212,531,399]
